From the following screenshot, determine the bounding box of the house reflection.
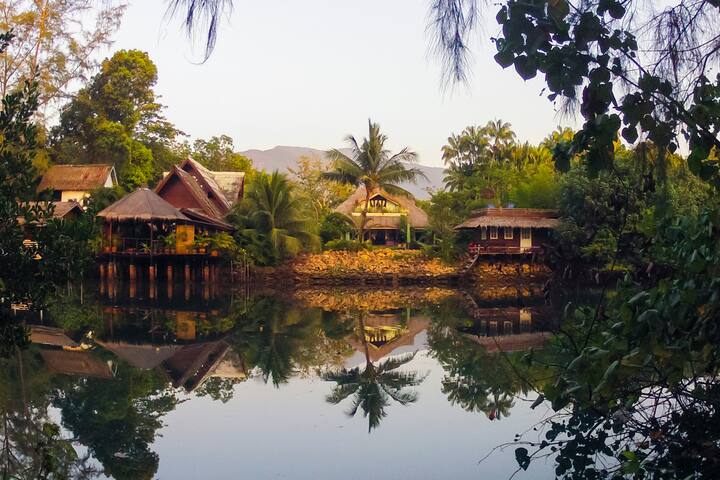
[93,281,244,393]
[350,309,429,363]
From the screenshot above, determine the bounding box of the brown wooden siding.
[471,227,551,248]
[159,176,206,211]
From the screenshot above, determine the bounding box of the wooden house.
[454,208,559,255]
[335,186,428,245]
[155,158,244,221]
[37,164,118,204]
[96,188,232,255]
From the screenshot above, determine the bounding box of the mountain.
[239,146,445,199]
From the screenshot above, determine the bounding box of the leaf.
[621,126,638,143]
[515,447,531,470]
[549,0,570,23]
[514,55,538,80]
[530,395,545,409]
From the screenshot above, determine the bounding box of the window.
[480,226,487,240]
[490,226,498,239]
[504,227,513,239]
[521,227,531,240]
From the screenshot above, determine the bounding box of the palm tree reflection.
[322,312,427,432]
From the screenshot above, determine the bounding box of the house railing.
[468,245,542,255]
[101,237,208,255]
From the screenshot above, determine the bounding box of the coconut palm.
[322,313,427,432]
[230,171,316,261]
[323,120,426,242]
[484,119,516,164]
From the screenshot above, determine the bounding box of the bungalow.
[155,158,244,221]
[96,188,232,255]
[335,186,428,245]
[454,208,560,255]
[37,164,118,204]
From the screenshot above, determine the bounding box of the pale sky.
[109,0,576,168]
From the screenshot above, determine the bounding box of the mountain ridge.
[239,145,445,199]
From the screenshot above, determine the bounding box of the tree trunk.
[359,187,370,243]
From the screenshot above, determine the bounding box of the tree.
[51,49,182,189]
[229,171,316,265]
[324,120,426,241]
[190,134,253,172]
[0,0,126,113]
[0,35,60,357]
[430,0,720,186]
[289,154,353,224]
[53,361,179,480]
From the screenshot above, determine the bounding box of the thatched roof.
[30,326,79,348]
[38,164,116,192]
[180,208,234,231]
[335,186,428,229]
[95,340,182,370]
[40,350,113,379]
[455,208,560,229]
[97,188,191,222]
[18,201,83,225]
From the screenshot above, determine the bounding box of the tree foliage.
[229,171,316,265]
[0,0,126,112]
[51,49,183,189]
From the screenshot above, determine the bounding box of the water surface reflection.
[3,281,561,479]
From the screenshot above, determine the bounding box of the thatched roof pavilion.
[335,186,428,229]
[97,188,191,223]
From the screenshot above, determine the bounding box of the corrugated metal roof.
[38,164,115,192]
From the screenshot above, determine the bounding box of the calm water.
[5,280,563,479]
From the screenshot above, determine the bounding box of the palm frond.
[165,0,233,61]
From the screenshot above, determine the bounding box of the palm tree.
[484,119,516,165]
[231,171,316,260]
[322,313,427,432]
[323,120,426,242]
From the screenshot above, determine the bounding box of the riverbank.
[291,249,465,286]
[246,249,555,287]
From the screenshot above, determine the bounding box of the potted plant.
[111,235,121,253]
[208,232,236,257]
[162,233,176,254]
[194,232,210,254]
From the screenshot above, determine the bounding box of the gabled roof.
[454,208,560,229]
[18,201,84,225]
[335,186,429,229]
[38,164,116,192]
[40,350,114,379]
[155,159,245,219]
[95,340,182,370]
[181,158,245,207]
[97,188,191,222]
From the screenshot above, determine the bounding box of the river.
[2,280,565,479]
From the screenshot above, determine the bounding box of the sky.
[108,0,576,168]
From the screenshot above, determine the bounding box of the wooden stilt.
[203,264,210,282]
[167,265,173,283]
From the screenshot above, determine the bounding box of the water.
[4,281,561,479]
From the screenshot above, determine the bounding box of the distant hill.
[239,146,445,199]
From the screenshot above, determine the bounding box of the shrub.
[324,239,370,252]
[320,212,354,244]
